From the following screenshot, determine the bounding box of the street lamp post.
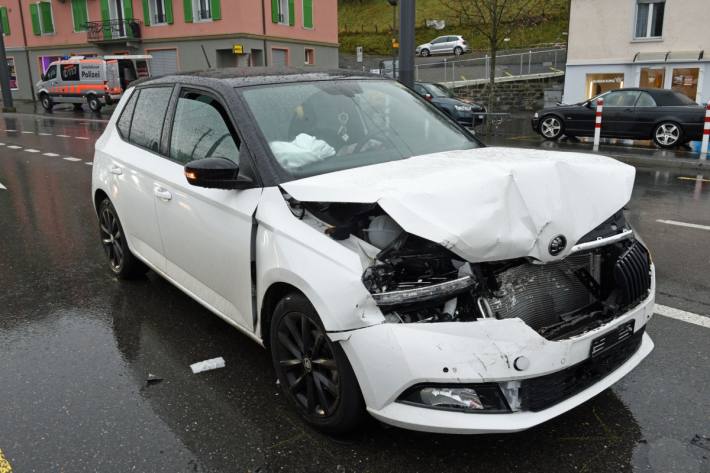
[398,0,415,88]
[387,0,397,80]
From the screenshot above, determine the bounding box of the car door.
[430,37,445,54]
[562,101,597,136]
[631,91,658,138]
[153,86,261,330]
[599,90,641,138]
[44,64,58,95]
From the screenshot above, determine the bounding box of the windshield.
[424,83,453,98]
[240,79,479,179]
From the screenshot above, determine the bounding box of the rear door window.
[129,87,173,153]
[60,63,80,81]
[636,92,656,107]
[117,90,139,139]
[169,90,240,165]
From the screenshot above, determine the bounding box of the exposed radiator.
[485,253,598,331]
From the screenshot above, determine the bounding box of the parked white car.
[92,70,655,434]
[417,35,470,57]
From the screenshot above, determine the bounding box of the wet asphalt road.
[0,110,709,473]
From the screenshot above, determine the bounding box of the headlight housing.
[398,384,511,413]
[454,104,473,112]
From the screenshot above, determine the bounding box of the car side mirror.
[184,157,253,190]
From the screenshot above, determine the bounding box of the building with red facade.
[0,0,338,100]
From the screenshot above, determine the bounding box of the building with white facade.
[564,0,710,104]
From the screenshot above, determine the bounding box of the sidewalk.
[1,100,111,122]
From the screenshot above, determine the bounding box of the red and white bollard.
[700,100,710,161]
[593,98,604,151]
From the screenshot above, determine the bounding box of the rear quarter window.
[116,90,139,139]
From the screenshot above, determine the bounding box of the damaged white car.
[92,70,654,434]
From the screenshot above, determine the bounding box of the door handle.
[110,165,123,175]
[154,187,172,201]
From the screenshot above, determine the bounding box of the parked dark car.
[414,82,486,127]
[532,88,706,148]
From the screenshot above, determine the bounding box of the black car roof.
[608,87,695,105]
[133,67,384,88]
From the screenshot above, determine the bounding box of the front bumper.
[456,110,486,127]
[336,268,655,434]
[531,115,540,132]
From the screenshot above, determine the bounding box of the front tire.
[539,115,564,140]
[87,95,103,113]
[98,199,147,279]
[653,122,683,149]
[40,94,53,111]
[270,292,365,434]
[421,48,430,57]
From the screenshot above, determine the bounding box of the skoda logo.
[549,235,567,256]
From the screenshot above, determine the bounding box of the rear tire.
[270,292,365,434]
[40,94,53,111]
[87,95,103,113]
[421,48,430,57]
[454,46,463,56]
[653,121,683,149]
[539,115,564,140]
[98,198,148,279]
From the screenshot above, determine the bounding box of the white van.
[36,55,151,112]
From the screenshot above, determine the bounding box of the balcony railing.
[86,19,142,42]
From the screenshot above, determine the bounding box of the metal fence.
[414,48,566,84]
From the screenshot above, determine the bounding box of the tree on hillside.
[439,0,545,113]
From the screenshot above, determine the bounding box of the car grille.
[520,326,645,412]
[614,241,652,309]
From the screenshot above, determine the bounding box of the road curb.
[610,154,709,171]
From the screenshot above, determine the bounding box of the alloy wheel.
[655,123,680,147]
[275,312,340,418]
[99,206,124,271]
[541,116,562,138]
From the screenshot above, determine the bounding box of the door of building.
[149,49,178,76]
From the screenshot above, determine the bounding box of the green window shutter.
[71,0,88,32]
[39,2,54,33]
[100,0,111,39]
[210,0,220,20]
[123,0,133,20]
[183,0,192,22]
[288,0,294,25]
[303,0,312,28]
[30,4,41,35]
[165,0,174,24]
[271,0,278,22]
[142,0,150,25]
[0,7,10,35]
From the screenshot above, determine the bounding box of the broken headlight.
[364,273,476,308]
[398,384,510,413]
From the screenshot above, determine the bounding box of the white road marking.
[24,148,40,153]
[7,145,21,149]
[85,162,93,166]
[21,131,34,134]
[656,219,710,231]
[5,129,17,132]
[0,143,4,146]
[43,152,60,157]
[0,181,6,190]
[38,132,52,136]
[63,157,82,162]
[75,136,89,140]
[655,304,710,329]
[56,134,70,138]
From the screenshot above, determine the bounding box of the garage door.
[149,49,178,76]
[272,49,288,67]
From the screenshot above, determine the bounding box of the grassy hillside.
[339,0,569,55]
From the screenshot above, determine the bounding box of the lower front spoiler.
[367,333,654,434]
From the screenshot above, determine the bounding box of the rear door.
[105,60,121,93]
[153,86,261,330]
[106,86,175,270]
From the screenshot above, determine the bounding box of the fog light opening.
[398,383,511,413]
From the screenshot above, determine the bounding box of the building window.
[635,0,664,39]
[639,67,665,89]
[272,0,293,25]
[150,0,167,24]
[585,73,624,98]
[304,48,315,65]
[0,7,10,35]
[671,68,699,101]
[193,0,211,21]
[30,1,55,35]
[71,0,88,32]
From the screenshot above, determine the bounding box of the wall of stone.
[454,75,565,112]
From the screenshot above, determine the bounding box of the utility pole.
[398,0,415,88]
[0,20,15,112]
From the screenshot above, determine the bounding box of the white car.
[92,70,655,434]
[417,35,470,57]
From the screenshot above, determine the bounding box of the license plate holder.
[590,320,636,358]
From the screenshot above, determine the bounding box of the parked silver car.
[416,35,470,57]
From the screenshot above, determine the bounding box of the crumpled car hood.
[281,147,635,263]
